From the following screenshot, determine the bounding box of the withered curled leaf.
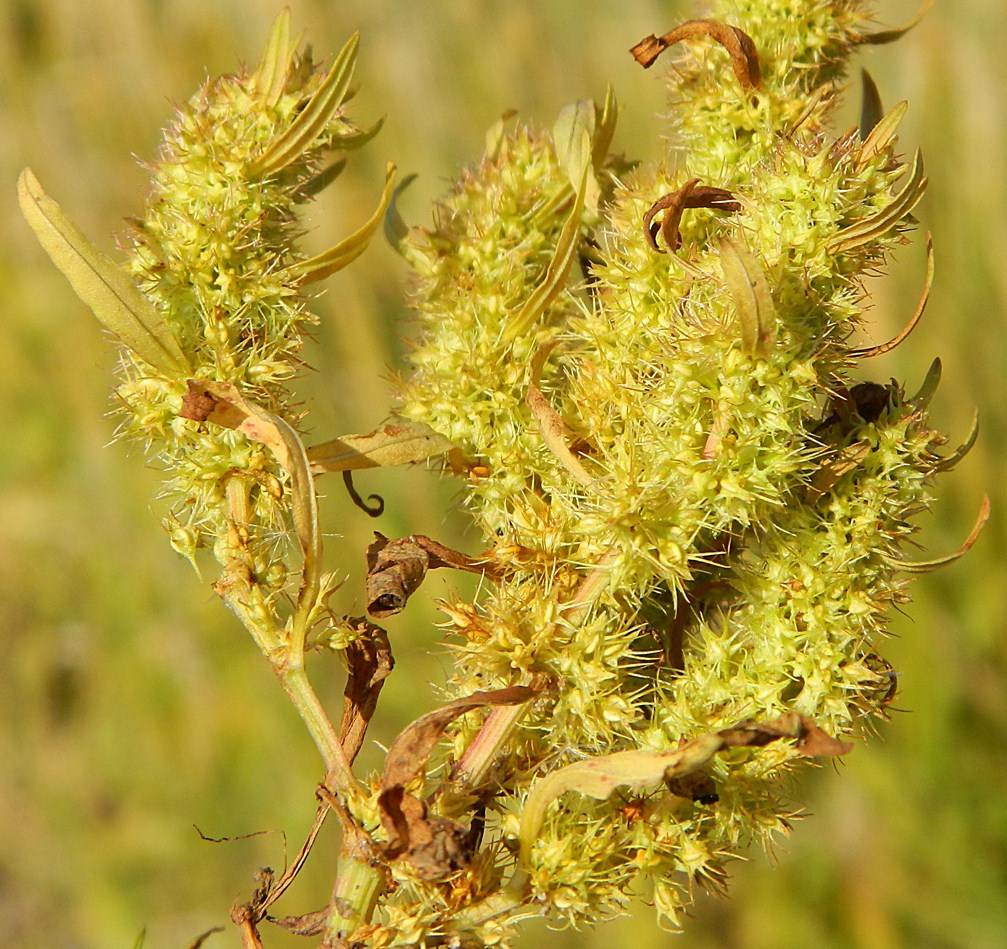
[366,534,504,618]
[338,619,394,764]
[644,180,739,253]
[631,19,762,90]
[378,688,538,870]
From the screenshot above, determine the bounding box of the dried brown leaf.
[631,19,762,90]
[644,180,739,253]
[366,534,429,619]
[365,534,503,618]
[379,688,538,862]
[338,619,394,764]
[268,909,329,937]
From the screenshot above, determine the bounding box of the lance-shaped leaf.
[592,85,618,170]
[518,715,851,865]
[830,149,927,254]
[328,114,385,153]
[858,101,909,166]
[284,163,396,283]
[502,131,590,344]
[859,69,884,139]
[909,356,942,411]
[383,172,419,257]
[719,235,777,358]
[854,0,933,46]
[553,99,602,212]
[249,31,360,178]
[307,419,452,474]
[17,168,190,376]
[252,9,293,106]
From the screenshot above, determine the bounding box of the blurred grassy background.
[1,1,1004,947]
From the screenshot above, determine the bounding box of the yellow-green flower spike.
[394,0,978,938]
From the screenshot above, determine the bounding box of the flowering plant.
[18,2,984,946]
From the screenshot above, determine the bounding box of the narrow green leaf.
[329,114,385,152]
[253,9,292,105]
[17,168,189,376]
[284,163,396,284]
[307,419,453,474]
[852,234,933,358]
[859,69,884,139]
[719,235,777,358]
[250,31,360,178]
[553,100,595,187]
[383,173,419,257]
[935,411,979,473]
[909,356,942,411]
[591,85,618,170]
[553,100,600,211]
[856,0,933,45]
[503,131,589,344]
[858,101,908,165]
[526,342,596,489]
[829,149,927,253]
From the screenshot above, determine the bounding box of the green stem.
[276,663,352,787]
[324,824,385,946]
